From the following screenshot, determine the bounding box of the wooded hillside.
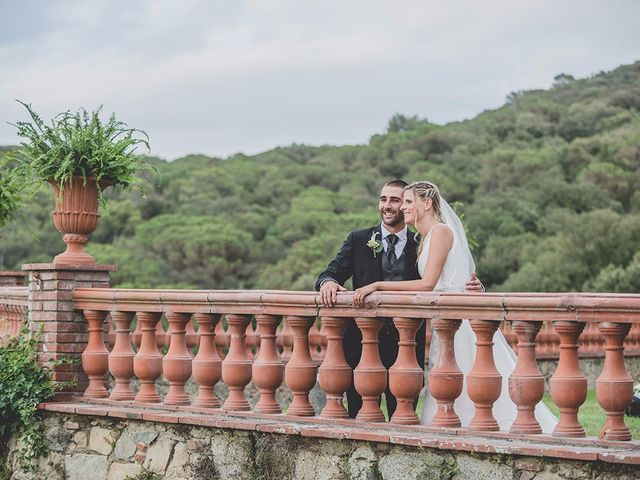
[2,62,640,292]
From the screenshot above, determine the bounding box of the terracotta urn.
[49,176,110,265]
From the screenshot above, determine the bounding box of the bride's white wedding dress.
[417,222,557,433]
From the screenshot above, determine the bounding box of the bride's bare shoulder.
[431,223,453,240]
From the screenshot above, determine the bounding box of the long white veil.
[435,197,476,292]
[422,194,557,433]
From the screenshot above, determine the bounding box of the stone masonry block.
[108,463,142,480]
[89,426,119,456]
[455,454,515,480]
[378,449,447,480]
[64,453,108,480]
[114,433,137,461]
[144,438,175,474]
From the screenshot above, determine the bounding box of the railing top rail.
[0,286,29,306]
[72,287,640,323]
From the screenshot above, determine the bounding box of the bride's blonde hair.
[405,181,443,258]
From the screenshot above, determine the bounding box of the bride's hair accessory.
[405,181,443,223]
[366,231,383,257]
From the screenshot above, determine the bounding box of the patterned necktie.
[386,234,398,265]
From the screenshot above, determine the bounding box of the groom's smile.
[379,185,405,229]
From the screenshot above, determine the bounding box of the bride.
[353,181,557,432]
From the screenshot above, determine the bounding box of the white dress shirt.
[380,224,407,259]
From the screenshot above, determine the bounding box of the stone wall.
[3,412,639,480]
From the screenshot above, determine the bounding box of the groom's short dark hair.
[383,179,408,189]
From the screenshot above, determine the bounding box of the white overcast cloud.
[0,0,638,159]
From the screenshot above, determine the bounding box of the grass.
[543,390,640,439]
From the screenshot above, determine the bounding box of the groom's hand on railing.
[319,280,346,307]
[465,272,485,293]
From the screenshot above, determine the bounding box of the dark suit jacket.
[315,225,420,290]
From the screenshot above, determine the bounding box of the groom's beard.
[381,209,404,228]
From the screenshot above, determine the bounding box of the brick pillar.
[22,263,116,399]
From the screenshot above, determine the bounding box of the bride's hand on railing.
[465,272,485,292]
[353,283,378,307]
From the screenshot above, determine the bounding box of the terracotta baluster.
[501,320,518,351]
[185,317,198,349]
[429,318,463,427]
[467,320,501,431]
[354,317,386,422]
[280,320,294,363]
[106,315,116,349]
[285,316,317,416]
[163,311,193,405]
[108,311,135,401]
[133,312,163,404]
[155,319,166,349]
[596,322,633,441]
[580,321,599,357]
[222,314,253,411]
[247,321,260,360]
[624,322,640,355]
[253,314,284,414]
[82,310,110,398]
[425,318,432,364]
[9,306,19,337]
[550,322,561,358]
[192,313,222,409]
[389,318,424,425]
[318,320,328,364]
[6,308,12,337]
[309,320,322,365]
[509,321,544,434]
[131,317,142,350]
[318,316,351,419]
[214,321,227,360]
[0,309,6,337]
[550,321,587,437]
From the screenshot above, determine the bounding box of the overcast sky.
[1,0,638,160]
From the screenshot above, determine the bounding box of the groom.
[315,179,483,419]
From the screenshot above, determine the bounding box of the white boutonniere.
[366,232,383,257]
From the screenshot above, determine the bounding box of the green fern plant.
[11,101,155,195]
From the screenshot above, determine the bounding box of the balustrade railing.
[72,288,640,442]
[0,286,28,339]
[104,315,640,361]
